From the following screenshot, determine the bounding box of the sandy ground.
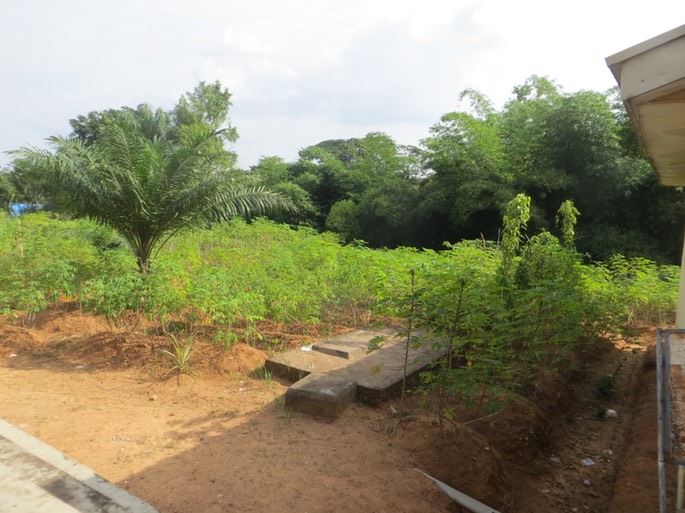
[0,305,668,512]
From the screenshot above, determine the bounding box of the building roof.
[606,25,685,186]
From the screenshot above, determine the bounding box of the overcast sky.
[1,1,684,169]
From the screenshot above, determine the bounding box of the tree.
[69,108,122,146]
[419,100,512,246]
[497,77,673,259]
[346,133,423,246]
[14,88,292,273]
[172,80,238,168]
[292,144,367,223]
[354,176,421,247]
[251,156,319,227]
[291,133,423,246]
[499,76,568,228]
[325,199,360,241]
[0,169,15,212]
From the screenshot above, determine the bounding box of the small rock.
[583,479,592,486]
[148,395,157,401]
[238,387,246,392]
[549,456,561,464]
[9,354,17,358]
[75,365,86,370]
[605,409,618,418]
[581,458,595,467]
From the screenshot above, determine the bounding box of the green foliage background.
[0,207,678,417]
[0,210,676,336]
[5,77,685,264]
[1,77,683,419]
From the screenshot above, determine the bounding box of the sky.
[1,0,684,170]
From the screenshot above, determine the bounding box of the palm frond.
[14,107,295,272]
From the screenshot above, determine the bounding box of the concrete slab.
[0,418,158,513]
[265,327,400,381]
[285,374,357,418]
[267,327,449,415]
[333,335,448,405]
[265,345,349,382]
[312,328,392,359]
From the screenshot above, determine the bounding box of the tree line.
[3,76,685,264]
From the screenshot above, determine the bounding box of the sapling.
[160,333,196,385]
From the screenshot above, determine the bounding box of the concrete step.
[265,327,398,381]
[266,327,448,417]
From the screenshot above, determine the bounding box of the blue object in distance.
[10,203,43,216]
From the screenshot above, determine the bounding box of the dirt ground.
[0,304,670,512]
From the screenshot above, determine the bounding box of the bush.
[0,213,102,315]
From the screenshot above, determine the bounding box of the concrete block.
[285,373,357,418]
[312,343,365,359]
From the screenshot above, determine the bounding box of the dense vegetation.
[248,77,685,263]
[9,82,292,273]
[0,76,681,414]
[3,76,685,263]
[0,208,677,411]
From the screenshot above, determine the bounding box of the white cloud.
[1,0,685,170]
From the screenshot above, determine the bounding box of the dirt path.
[0,308,665,512]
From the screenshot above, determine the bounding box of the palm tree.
[16,106,292,273]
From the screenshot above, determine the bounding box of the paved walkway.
[0,418,158,513]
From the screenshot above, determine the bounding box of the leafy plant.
[15,87,292,274]
[160,334,197,385]
[255,365,273,382]
[213,329,239,351]
[556,199,580,249]
[594,373,615,400]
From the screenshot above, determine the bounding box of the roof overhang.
[607,25,685,186]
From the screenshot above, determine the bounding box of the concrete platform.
[0,417,158,513]
[268,327,448,416]
[265,327,397,381]
[285,373,358,417]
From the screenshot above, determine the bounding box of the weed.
[255,365,273,382]
[278,407,296,422]
[265,337,287,357]
[160,333,196,385]
[594,374,615,400]
[213,329,238,351]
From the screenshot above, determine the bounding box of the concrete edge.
[0,417,159,513]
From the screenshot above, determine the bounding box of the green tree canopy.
[419,98,511,245]
[250,156,319,227]
[13,84,292,273]
[291,133,423,245]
